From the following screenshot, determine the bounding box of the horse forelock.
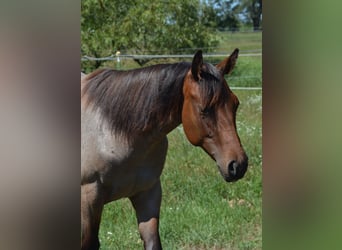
[198,63,230,111]
[82,63,190,139]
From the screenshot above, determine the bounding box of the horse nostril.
[228,161,238,176]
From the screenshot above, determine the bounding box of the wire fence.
[81,52,262,90]
[230,87,262,90]
[81,52,262,61]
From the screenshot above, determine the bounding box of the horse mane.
[82,61,229,138]
[198,63,230,111]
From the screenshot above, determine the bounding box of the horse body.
[82,106,169,249]
[82,108,168,201]
[81,50,248,250]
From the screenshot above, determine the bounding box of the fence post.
[115,50,121,69]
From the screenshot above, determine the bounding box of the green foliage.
[234,0,262,30]
[81,0,219,71]
[205,0,262,31]
[209,0,241,31]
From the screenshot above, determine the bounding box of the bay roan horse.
[81,49,248,250]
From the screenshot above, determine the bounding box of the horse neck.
[155,66,188,135]
[118,66,186,143]
[158,113,182,135]
[82,64,189,142]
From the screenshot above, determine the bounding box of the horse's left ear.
[191,50,203,81]
[216,48,239,75]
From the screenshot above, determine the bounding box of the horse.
[81,49,248,250]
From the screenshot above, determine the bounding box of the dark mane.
[82,61,228,137]
[82,63,189,136]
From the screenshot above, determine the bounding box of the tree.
[206,0,262,31]
[238,0,262,30]
[208,0,241,31]
[250,0,262,30]
[81,0,219,71]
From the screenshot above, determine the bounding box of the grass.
[96,31,262,249]
[215,31,262,53]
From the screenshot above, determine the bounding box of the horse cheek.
[182,101,202,146]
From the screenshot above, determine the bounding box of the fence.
[81,52,262,61]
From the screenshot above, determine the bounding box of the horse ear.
[191,50,203,81]
[216,48,239,75]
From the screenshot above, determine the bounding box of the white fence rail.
[81,53,262,61]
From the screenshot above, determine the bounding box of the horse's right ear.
[191,50,203,81]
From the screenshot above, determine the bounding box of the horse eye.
[200,108,210,116]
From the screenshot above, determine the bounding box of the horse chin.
[223,175,239,183]
[218,168,236,182]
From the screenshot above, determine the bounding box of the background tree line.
[81,0,262,71]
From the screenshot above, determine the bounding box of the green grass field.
[216,31,262,53]
[97,31,262,249]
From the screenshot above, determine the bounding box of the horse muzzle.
[218,157,248,182]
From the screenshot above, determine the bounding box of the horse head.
[182,49,248,182]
